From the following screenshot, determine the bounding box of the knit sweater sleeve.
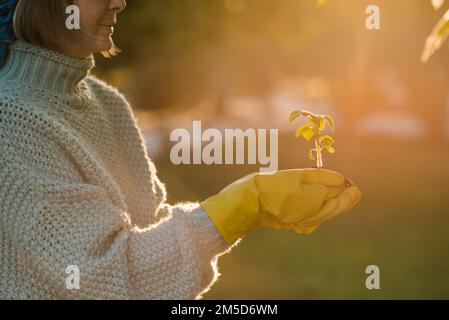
[0,110,231,300]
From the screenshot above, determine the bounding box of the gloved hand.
[200,169,361,245]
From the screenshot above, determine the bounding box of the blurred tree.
[95,0,323,111]
[92,0,449,142]
[422,0,449,62]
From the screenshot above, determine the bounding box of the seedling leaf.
[300,110,317,118]
[422,8,449,62]
[324,116,334,130]
[302,128,314,141]
[295,124,311,138]
[289,111,301,123]
[322,135,335,145]
[324,145,336,153]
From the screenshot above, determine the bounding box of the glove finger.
[291,223,319,235]
[320,187,360,223]
[344,186,362,211]
[331,187,359,215]
[325,185,345,201]
[264,186,360,234]
[302,186,360,226]
[298,197,340,225]
[300,169,345,187]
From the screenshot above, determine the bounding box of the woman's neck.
[0,41,95,96]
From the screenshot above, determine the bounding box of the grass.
[155,134,449,299]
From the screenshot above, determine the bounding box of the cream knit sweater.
[0,41,231,300]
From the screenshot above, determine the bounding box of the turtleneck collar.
[0,40,95,108]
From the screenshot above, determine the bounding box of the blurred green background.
[94,0,449,299]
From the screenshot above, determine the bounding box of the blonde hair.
[13,0,119,58]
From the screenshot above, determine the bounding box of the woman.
[0,0,361,299]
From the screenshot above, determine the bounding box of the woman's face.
[71,0,126,57]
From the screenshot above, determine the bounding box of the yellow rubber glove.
[200,169,361,245]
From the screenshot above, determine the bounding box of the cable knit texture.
[0,41,231,300]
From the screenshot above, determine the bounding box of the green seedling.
[289,110,336,169]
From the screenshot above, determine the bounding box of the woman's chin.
[95,38,114,53]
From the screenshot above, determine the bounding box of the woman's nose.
[110,0,127,13]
